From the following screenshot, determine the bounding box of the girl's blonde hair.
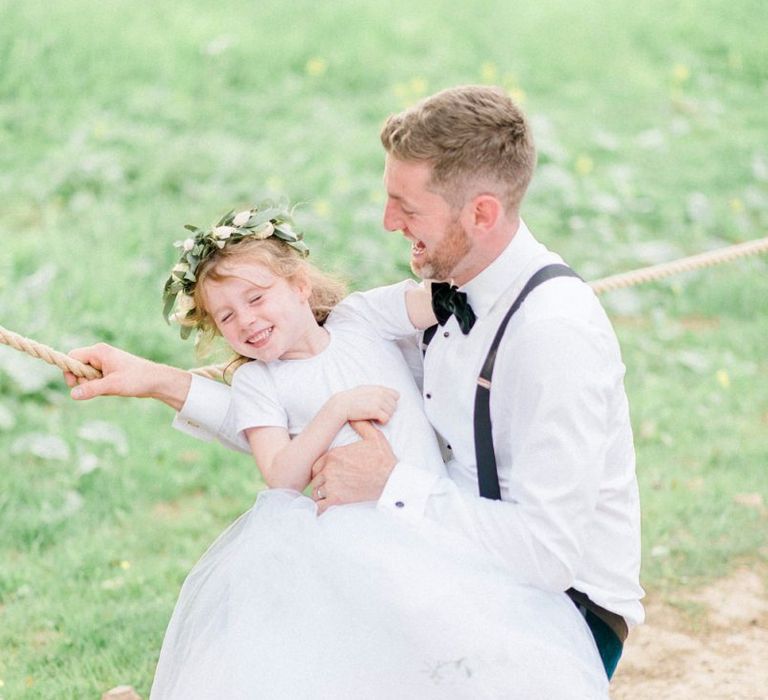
[187,237,347,369]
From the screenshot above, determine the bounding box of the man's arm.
[313,319,624,594]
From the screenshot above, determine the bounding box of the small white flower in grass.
[101,577,124,590]
[77,421,129,456]
[232,210,252,227]
[11,433,70,461]
[183,238,195,251]
[0,403,16,431]
[214,225,237,239]
[76,452,101,476]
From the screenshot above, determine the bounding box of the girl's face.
[203,261,319,362]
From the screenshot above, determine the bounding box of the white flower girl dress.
[150,291,609,699]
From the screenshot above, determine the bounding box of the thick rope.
[0,325,102,380]
[588,236,768,295]
[2,236,767,382]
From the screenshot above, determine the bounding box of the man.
[69,85,643,679]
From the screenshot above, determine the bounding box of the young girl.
[150,201,609,699]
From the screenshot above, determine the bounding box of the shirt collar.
[460,219,547,318]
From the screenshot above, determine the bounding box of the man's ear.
[467,194,502,233]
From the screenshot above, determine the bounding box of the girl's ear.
[293,272,312,301]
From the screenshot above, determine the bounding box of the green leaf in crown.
[162,199,310,338]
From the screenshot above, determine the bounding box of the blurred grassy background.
[1,0,767,696]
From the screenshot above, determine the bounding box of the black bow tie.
[431,282,476,334]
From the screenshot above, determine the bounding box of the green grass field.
[1,0,767,696]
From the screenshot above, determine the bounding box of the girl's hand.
[64,343,192,411]
[333,386,399,424]
[405,280,438,329]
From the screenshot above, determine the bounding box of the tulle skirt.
[150,489,609,699]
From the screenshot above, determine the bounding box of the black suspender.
[422,264,629,644]
[473,264,581,499]
[468,263,629,644]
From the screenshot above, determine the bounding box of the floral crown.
[162,198,310,339]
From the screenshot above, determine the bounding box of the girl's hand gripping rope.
[65,343,192,411]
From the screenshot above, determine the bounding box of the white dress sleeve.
[231,362,288,437]
[172,363,288,452]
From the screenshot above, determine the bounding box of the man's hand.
[65,343,192,411]
[310,420,397,514]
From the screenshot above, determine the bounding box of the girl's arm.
[404,282,437,330]
[66,343,192,410]
[245,385,399,491]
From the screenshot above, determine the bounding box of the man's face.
[382,156,471,282]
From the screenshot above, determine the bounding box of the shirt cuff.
[377,461,441,523]
[172,373,232,442]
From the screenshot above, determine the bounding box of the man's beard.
[411,219,472,281]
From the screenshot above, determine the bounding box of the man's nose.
[382,201,402,232]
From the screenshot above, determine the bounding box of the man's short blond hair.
[380,85,536,213]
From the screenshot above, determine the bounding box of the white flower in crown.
[177,292,195,314]
[214,225,237,240]
[251,222,275,239]
[182,238,195,251]
[169,292,196,323]
[232,210,252,227]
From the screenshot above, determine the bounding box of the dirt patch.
[611,568,768,699]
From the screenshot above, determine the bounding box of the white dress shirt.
[377,221,644,626]
[173,220,644,626]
